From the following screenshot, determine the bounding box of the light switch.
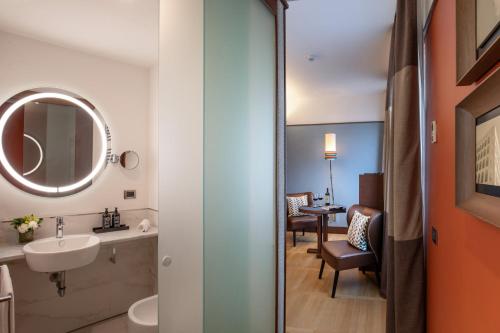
[431,121,437,143]
[431,226,438,245]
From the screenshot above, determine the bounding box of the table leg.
[323,214,329,242]
[317,215,323,258]
[316,214,329,258]
[306,215,322,256]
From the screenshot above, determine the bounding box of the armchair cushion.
[321,241,376,271]
[287,214,318,231]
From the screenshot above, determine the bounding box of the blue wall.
[286,122,384,226]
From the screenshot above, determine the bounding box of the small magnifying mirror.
[120,151,139,170]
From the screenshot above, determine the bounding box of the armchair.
[318,204,383,298]
[287,192,318,247]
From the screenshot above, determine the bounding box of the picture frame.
[456,0,500,86]
[456,67,500,227]
[475,106,500,197]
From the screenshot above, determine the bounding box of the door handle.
[162,256,172,267]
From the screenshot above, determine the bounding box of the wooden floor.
[286,232,386,333]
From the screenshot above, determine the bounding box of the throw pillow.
[347,211,370,251]
[287,195,308,216]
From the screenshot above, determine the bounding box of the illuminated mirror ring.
[0,92,108,194]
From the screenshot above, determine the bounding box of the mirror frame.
[0,89,110,196]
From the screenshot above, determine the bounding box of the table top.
[299,205,346,215]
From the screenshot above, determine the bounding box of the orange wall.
[427,0,500,332]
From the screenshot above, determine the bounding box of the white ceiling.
[0,0,158,68]
[286,0,395,124]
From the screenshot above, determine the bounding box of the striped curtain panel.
[381,0,425,332]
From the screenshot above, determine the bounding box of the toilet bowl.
[128,294,158,333]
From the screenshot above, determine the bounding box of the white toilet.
[128,294,158,333]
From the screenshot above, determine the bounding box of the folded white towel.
[0,265,14,333]
[137,219,151,232]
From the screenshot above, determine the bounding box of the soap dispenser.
[102,208,112,229]
[112,207,121,228]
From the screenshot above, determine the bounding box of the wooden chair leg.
[302,229,305,236]
[318,260,325,279]
[293,231,296,247]
[331,270,340,298]
[375,270,381,287]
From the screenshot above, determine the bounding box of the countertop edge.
[0,227,158,263]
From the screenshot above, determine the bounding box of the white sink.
[23,234,100,272]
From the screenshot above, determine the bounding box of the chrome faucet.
[56,217,64,238]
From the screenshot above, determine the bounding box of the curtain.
[381,0,425,332]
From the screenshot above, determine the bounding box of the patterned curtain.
[381,0,425,332]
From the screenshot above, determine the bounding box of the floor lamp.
[324,133,337,207]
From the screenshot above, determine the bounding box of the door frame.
[261,1,289,333]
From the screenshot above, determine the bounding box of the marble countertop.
[0,226,158,263]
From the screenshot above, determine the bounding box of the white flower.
[28,221,39,230]
[18,224,29,234]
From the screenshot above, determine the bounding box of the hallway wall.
[426,1,500,332]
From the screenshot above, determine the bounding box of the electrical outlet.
[431,226,438,245]
[124,190,136,199]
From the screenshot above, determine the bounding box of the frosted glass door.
[204,0,276,332]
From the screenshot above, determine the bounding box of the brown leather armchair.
[318,204,383,298]
[287,192,318,247]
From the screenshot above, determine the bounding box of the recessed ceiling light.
[307,54,317,62]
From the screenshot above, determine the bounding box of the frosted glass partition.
[204,0,276,332]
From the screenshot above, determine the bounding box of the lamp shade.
[324,133,337,160]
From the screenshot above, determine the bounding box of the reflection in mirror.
[0,88,109,197]
[120,150,139,170]
[22,133,44,176]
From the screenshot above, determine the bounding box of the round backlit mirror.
[0,88,110,197]
[120,151,139,170]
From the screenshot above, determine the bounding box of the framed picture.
[456,68,500,227]
[456,0,500,86]
[475,106,500,197]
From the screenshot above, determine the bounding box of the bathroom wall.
[11,238,156,333]
[148,65,159,211]
[0,31,156,220]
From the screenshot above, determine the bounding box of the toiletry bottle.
[103,208,112,229]
[112,207,121,228]
[324,188,330,206]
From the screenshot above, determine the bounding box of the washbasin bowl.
[23,234,100,272]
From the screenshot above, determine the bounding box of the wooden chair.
[318,205,383,298]
[287,192,318,247]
